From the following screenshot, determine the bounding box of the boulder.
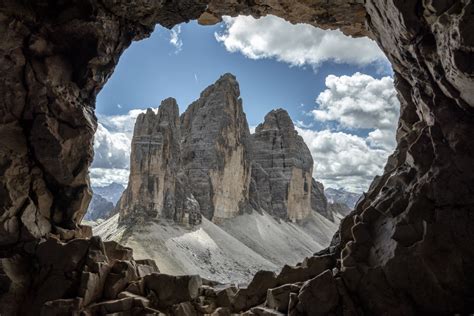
[103,260,139,299]
[144,273,202,307]
[41,298,83,316]
[87,297,134,314]
[276,255,334,285]
[297,270,339,315]
[172,301,198,316]
[265,284,301,313]
[211,307,232,316]
[250,306,286,316]
[232,271,277,312]
[117,291,150,308]
[103,240,134,261]
[136,259,160,277]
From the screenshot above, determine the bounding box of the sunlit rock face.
[117,98,201,225]
[116,75,329,225]
[1,0,473,315]
[250,109,314,222]
[180,73,253,222]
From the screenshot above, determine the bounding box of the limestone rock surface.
[180,73,252,221]
[250,109,314,222]
[117,98,201,225]
[115,74,331,225]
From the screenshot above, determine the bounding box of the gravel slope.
[93,211,337,284]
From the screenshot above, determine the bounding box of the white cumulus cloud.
[92,123,131,170]
[170,25,183,53]
[89,168,130,187]
[297,73,400,192]
[91,108,158,187]
[313,72,399,151]
[313,73,399,131]
[215,15,388,69]
[297,128,389,192]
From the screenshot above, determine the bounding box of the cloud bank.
[298,73,399,192]
[215,15,388,69]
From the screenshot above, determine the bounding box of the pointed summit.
[117,98,200,225]
[180,73,252,221]
[256,108,296,133]
[250,109,314,221]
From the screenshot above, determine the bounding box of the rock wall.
[312,180,332,221]
[180,73,252,221]
[337,1,474,313]
[117,98,201,225]
[1,0,473,315]
[117,80,330,225]
[250,109,314,222]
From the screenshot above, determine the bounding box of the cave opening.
[85,16,398,284]
[1,2,473,315]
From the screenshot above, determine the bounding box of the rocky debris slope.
[1,0,474,315]
[94,210,337,284]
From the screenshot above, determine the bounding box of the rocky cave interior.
[0,1,473,315]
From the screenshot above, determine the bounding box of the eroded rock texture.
[1,0,473,315]
[198,0,368,37]
[115,77,330,225]
[117,98,201,225]
[250,109,314,222]
[181,73,253,221]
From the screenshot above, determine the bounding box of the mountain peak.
[199,72,240,100]
[256,108,295,133]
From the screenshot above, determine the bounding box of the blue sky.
[92,16,399,192]
[97,20,390,132]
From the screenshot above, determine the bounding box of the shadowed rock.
[250,109,314,222]
[0,0,473,315]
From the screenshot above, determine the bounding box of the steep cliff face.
[311,179,331,220]
[250,109,314,222]
[117,98,200,225]
[116,75,328,225]
[180,73,252,221]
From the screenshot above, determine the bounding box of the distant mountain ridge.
[84,194,115,222]
[93,182,125,205]
[325,187,361,209]
[85,183,125,222]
